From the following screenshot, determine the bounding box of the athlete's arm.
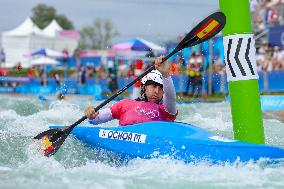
[153,56,177,115]
[88,108,113,125]
[162,76,177,115]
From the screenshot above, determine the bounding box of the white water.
[0,94,283,189]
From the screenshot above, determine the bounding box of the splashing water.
[0,94,283,189]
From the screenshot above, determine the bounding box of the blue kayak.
[51,121,284,163]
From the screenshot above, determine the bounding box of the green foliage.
[8,68,28,77]
[31,3,74,29]
[55,14,74,30]
[79,18,119,49]
[80,26,96,49]
[7,68,76,77]
[31,4,56,29]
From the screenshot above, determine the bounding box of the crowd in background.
[252,0,284,71]
[256,43,284,71]
[251,0,284,35]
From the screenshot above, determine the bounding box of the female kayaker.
[84,56,178,126]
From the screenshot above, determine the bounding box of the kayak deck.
[51,121,284,163]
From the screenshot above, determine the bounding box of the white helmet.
[141,70,163,86]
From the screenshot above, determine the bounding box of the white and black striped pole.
[219,0,264,143]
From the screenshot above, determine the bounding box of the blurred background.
[0,0,283,101]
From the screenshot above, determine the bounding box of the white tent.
[3,17,45,37]
[42,20,63,37]
[1,18,79,68]
[43,19,80,55]
[1,18,51,68]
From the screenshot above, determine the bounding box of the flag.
[194,18,220,39]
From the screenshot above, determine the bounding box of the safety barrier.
[0,70,284,96]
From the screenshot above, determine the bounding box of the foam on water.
[0,95,284,189]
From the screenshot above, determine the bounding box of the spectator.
[267,6,280,25]
[213,57,225,74]
[53,71,61,86]
[0,48,5,67]
[86,63,95,78]
[79,65,86,85]
[126,64,135,77]
[184,52,197,96]
[62,49,69,63]
[192,54,203,97]
[95,65,108,78]
[169,61,179,76]
[39,67,45,86]
[117,59,128,77]
[256,49,266,71]
[108,67,118,93]
[27,67,36,78]
[13,62,22,71]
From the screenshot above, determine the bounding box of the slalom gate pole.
[219,0,265,143]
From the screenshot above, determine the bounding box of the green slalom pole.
[219,0,265,144]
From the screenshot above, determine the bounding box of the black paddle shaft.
[67,37,200,132]
[34,35,200,140]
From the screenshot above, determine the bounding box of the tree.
[31,3,74,29]
[56,14,74,30]
[79,26,97,49]
[79,18,119,49]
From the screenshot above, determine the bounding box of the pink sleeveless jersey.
[110,99,177,126]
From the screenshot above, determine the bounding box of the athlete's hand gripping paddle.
[34,12,226,157]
